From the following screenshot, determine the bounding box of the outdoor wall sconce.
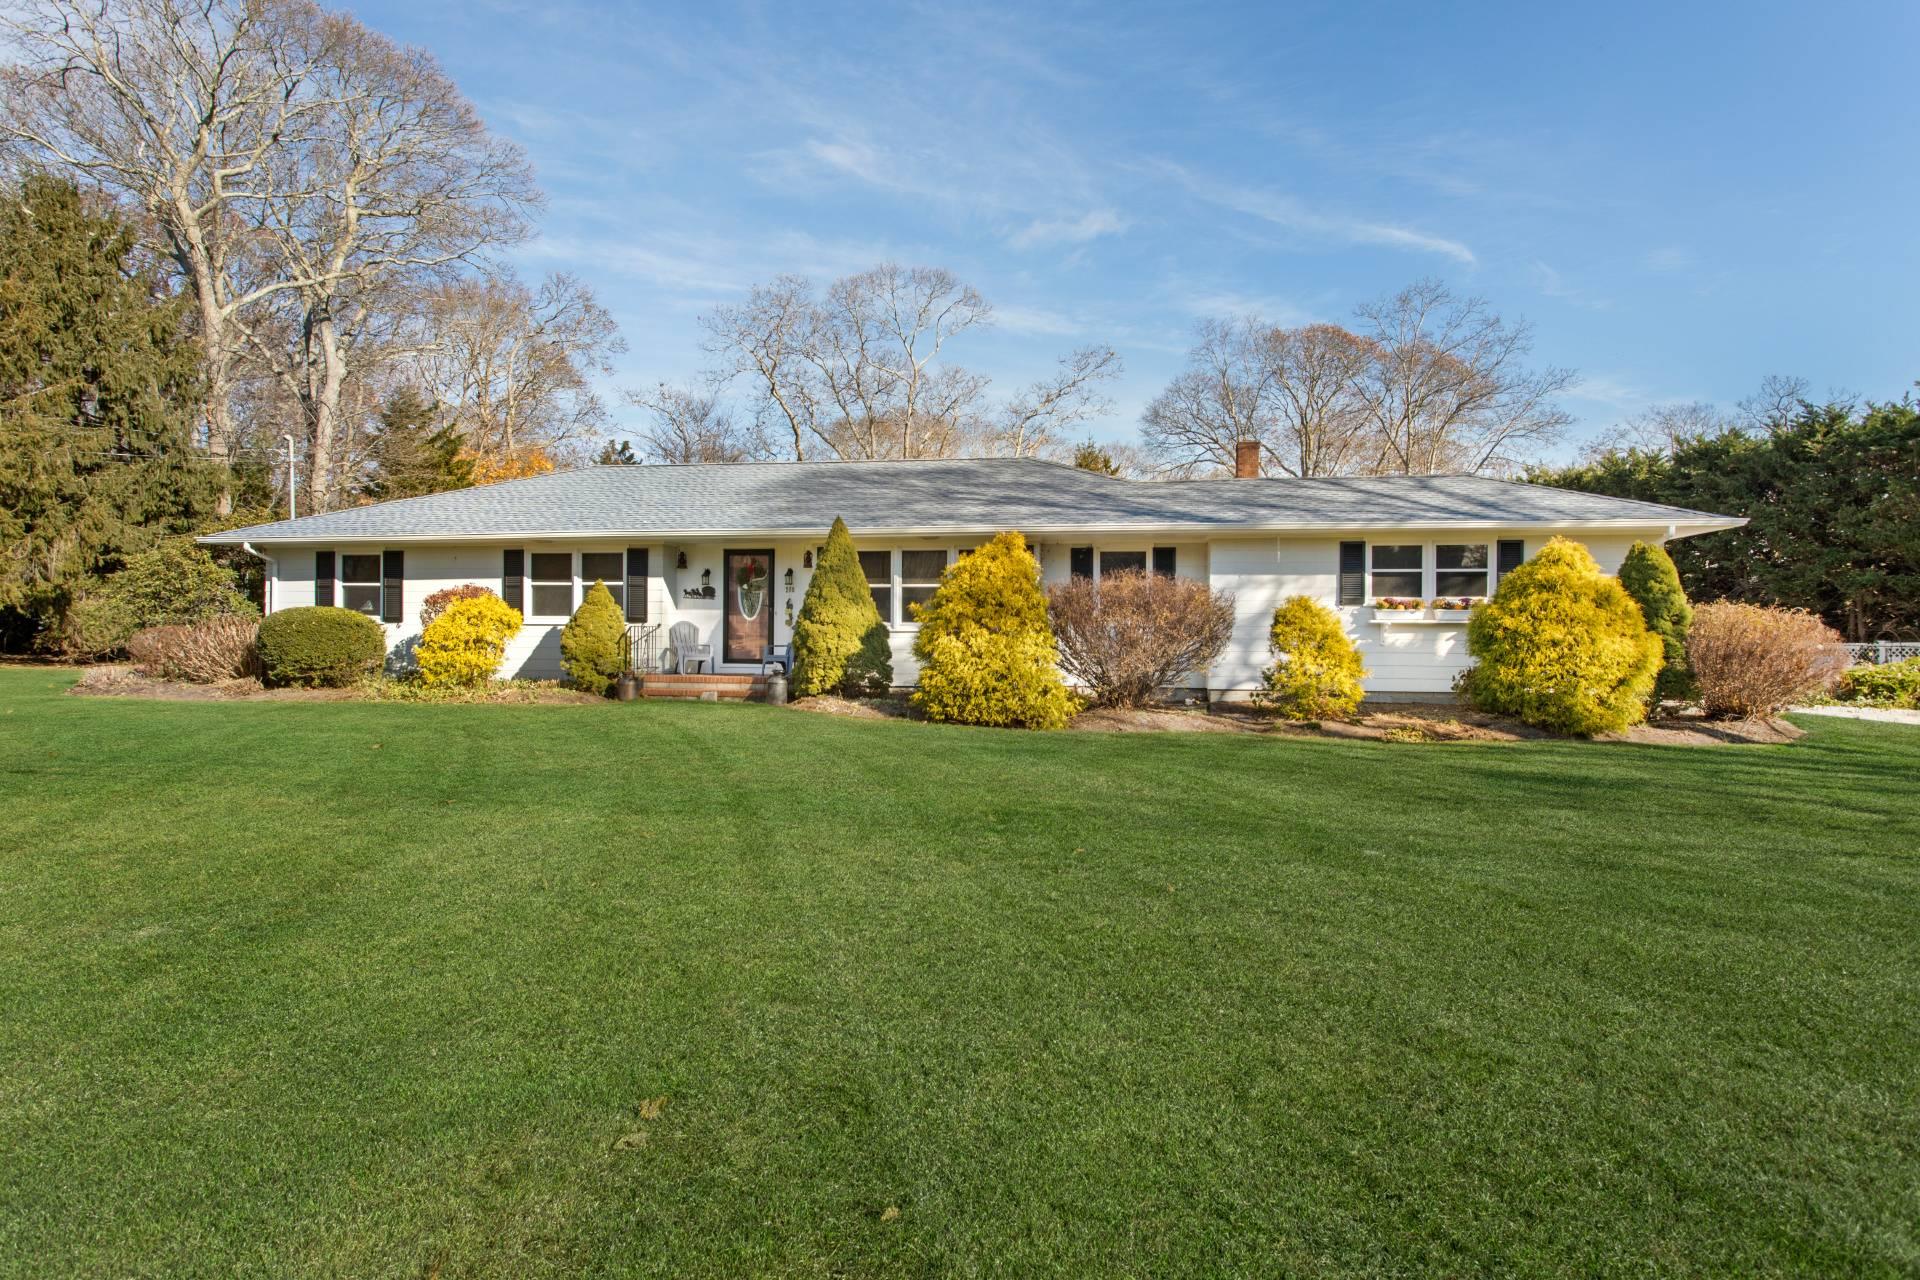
[700,568,711,590]
[675,549,688,570]
[783,567,795,592]
[802,549,813,568]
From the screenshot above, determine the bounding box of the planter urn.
[614,672,641,702]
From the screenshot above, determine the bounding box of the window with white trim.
[340,553,382,616]
[530,552,573,618]
[1369,544,1423,601]
[580,551,625,612]
[1435,544,1490,599]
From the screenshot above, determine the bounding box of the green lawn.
[1,668,1916,1277]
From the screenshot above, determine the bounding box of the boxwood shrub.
[257,606,386,687]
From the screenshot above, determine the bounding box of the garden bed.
[65,664,600,704]
[788,692,1800,745]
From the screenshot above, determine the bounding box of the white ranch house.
[202,455,1744,700]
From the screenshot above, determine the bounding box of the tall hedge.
[792,517,893,697]
[1618,540,1695,704]
[910,531,1074,729]
[1462,537,1662,736]
[256,606,385,688]
[560,580,628,695]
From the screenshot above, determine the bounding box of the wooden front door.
[722,549,774,664]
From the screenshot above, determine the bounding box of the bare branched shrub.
[127,617,262,683]
[1687,602,1848,718]
[1047,570,1235,707]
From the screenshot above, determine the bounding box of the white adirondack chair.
[666,621,711,675]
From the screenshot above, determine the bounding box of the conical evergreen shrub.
[1619,540,1696,704]
[791,517,893,697]
[1462,537,1662,736]
[561,581,628,695]
[910,531,1074,729]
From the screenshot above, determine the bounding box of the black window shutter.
[625,547,647,623]
[1069,546,1094,581]
[1337,541,1365,606]
[381,550,403,624]
[1497,539,1525,580]
[502,549,524,612]
[1152,546,1177,579]
[315,550,335,608]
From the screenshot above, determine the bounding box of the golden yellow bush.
[1462,537,1661,735]
[1257,596,1367,720]
[912,628,1077,729]
[416,593,522,687]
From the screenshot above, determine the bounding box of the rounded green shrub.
[560,580,628,695]
[1835,656,1920,709]
[792,516,893,697]
[1256,595,1367,720]
[1619,540,1695,704]
[910,531,1075,729]
[417,594,522,688]
[1462,537,1662,736]
[257,606,385,687]
[61,541,256,657]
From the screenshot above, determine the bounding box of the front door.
[723,549,774,664]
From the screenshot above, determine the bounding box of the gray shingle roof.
[201,457,1742,544]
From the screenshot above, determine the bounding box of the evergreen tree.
[596,439,639,465]
[361,386,473,500]
[0,174,214,648]
[910,531,1075,729]
[1072,441,1121,475]
[791,517,893,696]
[1619,540,1696,703]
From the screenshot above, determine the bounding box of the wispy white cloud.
[1528,260,1609,309]
[1147,160,1476,265]
[1008,209,1127,250]
[1642,245,1694,273]
[992,303,1087,336]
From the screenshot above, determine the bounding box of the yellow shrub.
[1257,596,1367,720]
[910,531,1075,729]
[1462,537,1661,735]
[560,580,629,695]
[416,593,522,687]
[912,628,1077,729]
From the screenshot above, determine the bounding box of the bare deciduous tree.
[1350,279,1572,475]
[1140,318,1374,477]
[407,272,622,471]
[0,0,331,505]
[1579,400,1729,461]
[701,264,1115,461]
[994,345,1121,457]
[624,383,773,464]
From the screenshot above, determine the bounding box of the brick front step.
[641,673,767,701]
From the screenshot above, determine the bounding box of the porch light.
[700,568,711,589]
[783,567,795,592]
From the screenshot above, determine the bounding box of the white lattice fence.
[1843,642,1920,665]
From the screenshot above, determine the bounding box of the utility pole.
[282,434,298,517]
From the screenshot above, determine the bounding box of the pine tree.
[0,174,214,648]
[791,517,893,696]
[596,440,638,465]
[361,386,473,500]
[1619,540,1696,703]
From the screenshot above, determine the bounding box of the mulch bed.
[789,692,1801,745]
[65,665,600,705]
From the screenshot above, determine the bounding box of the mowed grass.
[0,668,1916,1277]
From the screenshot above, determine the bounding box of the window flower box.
[1429,597,1480,623]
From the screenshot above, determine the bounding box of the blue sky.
[359,0,1918,458]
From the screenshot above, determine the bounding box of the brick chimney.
[1233,439,1261,478]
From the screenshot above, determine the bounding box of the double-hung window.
[530,552,573,618]
[339,553,382,616]
[579,551,625,612]
[900,550,947,619]
[1369,545,1424,600]
[1435,544,1490,599]
[859,551,892,622]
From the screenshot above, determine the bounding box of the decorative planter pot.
[763,672,788,706]
[614,672,641,701]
